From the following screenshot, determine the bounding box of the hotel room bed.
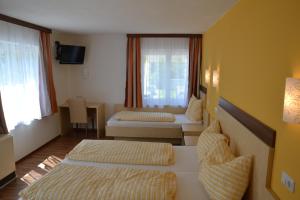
[106,88,208,145]
[19,98,277,200]
[63,146,209,200]
[64,145,199,172]
[106,114,205,144]
[107,114,202,129]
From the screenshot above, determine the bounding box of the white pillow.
[185,95,197,116]
[185,96,203,121]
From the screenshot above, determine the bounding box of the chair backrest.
[67,98,88,124]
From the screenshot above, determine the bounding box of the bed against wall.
[105,87,208,144]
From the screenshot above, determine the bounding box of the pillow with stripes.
[196,131,228,163]
[199,154,252,200]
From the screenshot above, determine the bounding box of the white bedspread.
[63,146,209,200]
[107,114,203,128]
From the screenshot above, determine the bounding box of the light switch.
[281,171,295,193]
[81,67,89,79]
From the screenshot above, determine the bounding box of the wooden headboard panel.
[216,97,278,200]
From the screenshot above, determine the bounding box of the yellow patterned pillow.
[196,132,228,163]
[203,119,221,134]
[199,155,252,200]
[205,139,235,165]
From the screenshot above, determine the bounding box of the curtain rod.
[127,33,202,38]
[0,13,52,33]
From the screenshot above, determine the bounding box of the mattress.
[107,114,203,128]
[63,146,209,200]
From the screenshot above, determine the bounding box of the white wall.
[61,34,127,119]
[11,32,127,161]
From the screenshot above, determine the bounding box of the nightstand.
[182,124,205,146]
[184,136,199,146]
[182,124,205,136]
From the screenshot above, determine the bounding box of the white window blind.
[141,38,189,107]
[0,21,49,131]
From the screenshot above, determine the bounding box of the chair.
[67,97,89,137]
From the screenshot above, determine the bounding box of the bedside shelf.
[182,124,205,136]
[184,136,199,146]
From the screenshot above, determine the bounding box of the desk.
[59,102,105,138]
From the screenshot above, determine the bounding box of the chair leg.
[92,118,95,130]
[86,124,88,137]
[76,123,79,137]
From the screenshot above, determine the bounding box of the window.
[0,21,48,131]
[141,38,189,107]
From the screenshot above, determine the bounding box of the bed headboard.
[216,97,278,200]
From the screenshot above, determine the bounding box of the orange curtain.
[0,92,8,134]
[40,31,58,114]
[124,36,143,108]
[188,36,202,98]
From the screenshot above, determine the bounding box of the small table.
[184,136,199,146]
[182,124,205,146]
[182,124,205,136]
[59,102,105,138]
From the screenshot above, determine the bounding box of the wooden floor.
[0,131,98,200]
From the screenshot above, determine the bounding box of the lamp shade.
[283,78,300,123]
[212,70,219,87]
[205,69,210,84]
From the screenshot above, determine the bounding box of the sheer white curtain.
[141,38,189,107]
[0,20,50,131]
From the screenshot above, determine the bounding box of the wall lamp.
[283,78,300,123]
[212,70,219,87]
[205,69,210,84]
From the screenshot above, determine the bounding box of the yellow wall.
[202,0,300,199]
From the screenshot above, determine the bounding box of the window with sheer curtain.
[0,20,51,131]
[141,38,189,107]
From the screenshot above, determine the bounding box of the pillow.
[196,132,228,163]
[185,96,203,121]
[202,119,221,134]
[186,95,197,114]
[199,155,252,200]
[204,139,235,165]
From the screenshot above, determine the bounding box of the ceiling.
[0,0,238,34]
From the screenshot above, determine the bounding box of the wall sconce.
[283,78,300,123]
[212,70,219,87]
[205,69,210,84]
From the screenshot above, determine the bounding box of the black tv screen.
[59,45,85,64]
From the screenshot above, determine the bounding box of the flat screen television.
[56,43,85,64]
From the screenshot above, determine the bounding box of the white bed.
[105,89,208,145]
[63,146,209,200]
[106,112,208,145]
[107,114,203,128]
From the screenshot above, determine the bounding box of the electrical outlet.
[281,171,295,193]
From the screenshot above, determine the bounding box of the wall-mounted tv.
[56,41,85,64]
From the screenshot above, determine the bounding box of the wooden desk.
[59,102,105,138]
